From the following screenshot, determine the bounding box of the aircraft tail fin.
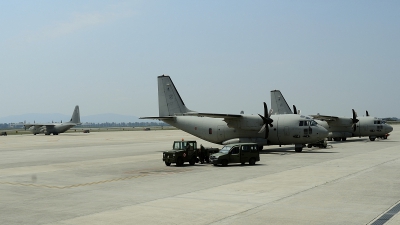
[157,75,194,116]
[70,105,81,124]
[270,90,293,115]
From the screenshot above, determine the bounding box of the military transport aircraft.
[140,75,328,152]
[24,105,81,135]
[270,90,393,141]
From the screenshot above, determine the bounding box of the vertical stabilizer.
[70,105,81,124]
[270,90,293,115]
[158,75,194,116]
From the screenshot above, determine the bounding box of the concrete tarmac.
[0,126,399,225]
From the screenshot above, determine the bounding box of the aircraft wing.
[184,112,242,119]
[24,123,55,128]
[139,116,175,120]
[310,115,340,121]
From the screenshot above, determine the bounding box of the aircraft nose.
[318,125,329,138]
[387,124,394,133]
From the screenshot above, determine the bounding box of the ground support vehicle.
[210,143,259,166]
[163,141,198,166]
[307,138,328,149]
[199,147,220,163]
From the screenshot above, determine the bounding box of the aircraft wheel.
[333,137,341,141]
[341,137,347,141]
[369,137,376,141]
[53,133,59,135]
[307,144,312,148]
[165,162,171,166]
[249,158,256,165]
[34,134,37,135]
[295,147,303,153]
[221,159,228,167]
[241,162,246,165]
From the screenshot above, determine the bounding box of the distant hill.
[0,113,152,124]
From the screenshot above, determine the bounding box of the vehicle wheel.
[369,137,376,141]
[165,161,171,166]
[327,137,332,141]
[295,147,303,152]
[384,136,388,140]
[221,159,228,167]
[249,158,256,165]
[307,144,312,148]
[53,133,59,135]
[213,163,218,166]
[333,137,341,141]
[241,162,245,165]
[341,137,347,141]
[189,157,195,165]
[176,157,184,166]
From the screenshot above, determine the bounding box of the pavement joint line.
[0,168,193,189]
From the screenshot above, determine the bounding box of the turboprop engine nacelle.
[222,138,270,146]
[225,115,262,131]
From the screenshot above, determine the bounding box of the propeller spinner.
[258,102,274,139]
[351,109,359,132]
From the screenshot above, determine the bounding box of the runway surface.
[0,126,399,225]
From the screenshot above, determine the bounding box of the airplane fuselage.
[162,114,328,146]
[316,117,393,140]
[29,123,77,135]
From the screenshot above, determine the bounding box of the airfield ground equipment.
[210,143,260,166]
[163,141,219,166]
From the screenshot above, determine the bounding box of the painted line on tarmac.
[370,200,400,225]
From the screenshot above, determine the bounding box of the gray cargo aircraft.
[24,105,81,135]
[140,75,328,152]
[270,90,393,141]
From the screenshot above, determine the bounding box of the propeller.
[258,102,274,139]
[366,111,369,117]
[293,105,297,114]
[351,109,359,132]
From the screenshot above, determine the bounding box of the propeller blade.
[259,102,274,139]
[258,123,266,134]
[351,109,359,131]
[293,105,297,114]
[366,110,369,117]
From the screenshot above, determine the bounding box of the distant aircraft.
[24,105,81,135]
[311,110,393,141]
[140,75,328,152]
[269,90,393,141]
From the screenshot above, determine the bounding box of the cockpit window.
[299,121,304,126]
[310,120,317,126]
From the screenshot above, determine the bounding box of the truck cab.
[163,141,198,166]
[210,143,260,166]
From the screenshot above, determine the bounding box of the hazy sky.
[1,0,399,118]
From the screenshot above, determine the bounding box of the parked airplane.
[140,75,328,152]
[24,105,81,135]
[311,110,393,141]
[270,90,393,142]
